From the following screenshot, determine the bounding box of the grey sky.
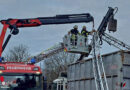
[0,0,130,56]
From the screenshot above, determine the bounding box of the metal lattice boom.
[102,33,130,50]
[36,43,64,62]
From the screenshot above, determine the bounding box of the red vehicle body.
[0,62,42,75]
[0,62,43,90]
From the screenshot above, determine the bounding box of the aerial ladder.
[102,33,130,50]
[90,7,119,90]
[35,43,64,62]
[93,26,130,90]
[91,7,130,90]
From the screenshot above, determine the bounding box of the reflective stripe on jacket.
[71,34,76,39]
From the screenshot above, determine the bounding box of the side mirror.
[108,17,117,32]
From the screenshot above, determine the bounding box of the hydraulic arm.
[0,13,94,56]
[97,7,118,44]
[91,7,118,90]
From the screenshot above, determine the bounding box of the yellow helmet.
[83,26,86,29]
[73,25,78,29]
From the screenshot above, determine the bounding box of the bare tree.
[44,51,79,83]
[4,44,30,62]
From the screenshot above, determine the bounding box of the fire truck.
[0,13,94,90]
[0,62,42,90]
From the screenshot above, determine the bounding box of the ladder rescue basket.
[63,34,90,54]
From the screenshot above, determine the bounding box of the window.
[0,74,42,90]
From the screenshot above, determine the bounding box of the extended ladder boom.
[36,43,64,62]
[102,33,130,50]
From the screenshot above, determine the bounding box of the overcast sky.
[0,0,130,56]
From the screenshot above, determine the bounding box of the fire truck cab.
[0,62,43,90]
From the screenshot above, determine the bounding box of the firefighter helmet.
[73,25,78,29]
[83,26,86,29]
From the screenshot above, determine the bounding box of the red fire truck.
[0,62,42,90]
[0,13,94,90]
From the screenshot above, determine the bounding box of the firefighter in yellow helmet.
[81,26,90,46]
[70,25,79,45]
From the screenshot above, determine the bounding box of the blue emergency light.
[31,58,36,64]
[0,57,2,62]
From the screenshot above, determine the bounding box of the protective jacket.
[70,29,79,35]
[81,29,89,37]
[70,29,79,39]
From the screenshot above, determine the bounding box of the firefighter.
[77,26,94,61]
[70,25,79,46]
[81,26,90,46]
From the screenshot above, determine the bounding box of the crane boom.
[97,7,114,34]
[0,13,94,56]
[1,13,93,28]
